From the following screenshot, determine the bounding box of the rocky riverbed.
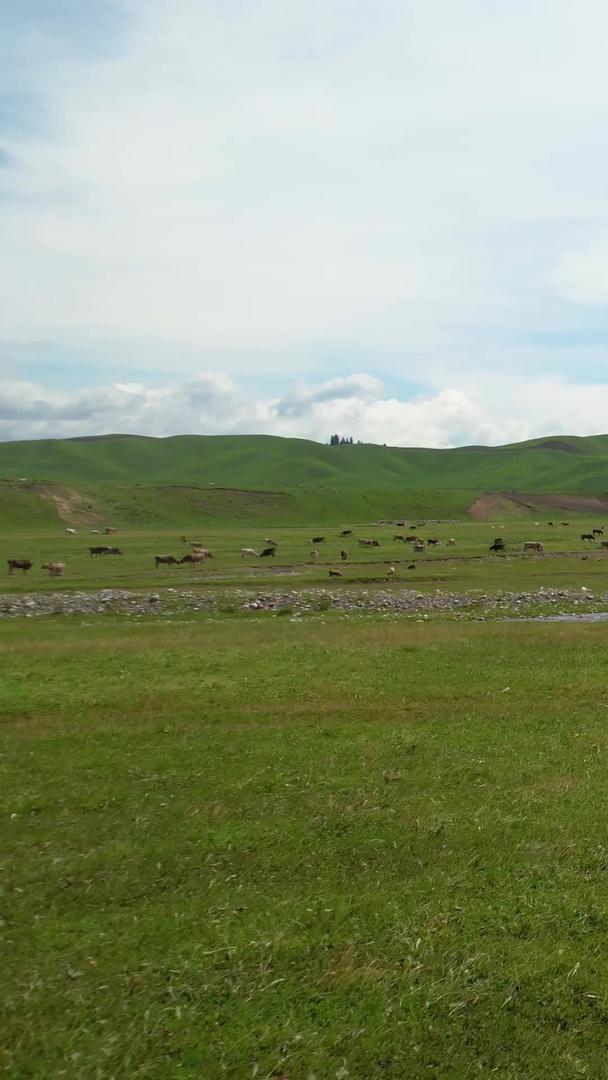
[1,585,608,619]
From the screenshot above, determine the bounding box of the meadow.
[4,493,608,1077]
[4,613,608,1077]
[3,516,608,597]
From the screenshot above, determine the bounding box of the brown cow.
[8,559,32,574]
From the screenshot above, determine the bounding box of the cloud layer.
[4,370,608,448]
[2,2,608,442]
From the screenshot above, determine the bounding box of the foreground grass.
[3,614,608,1077]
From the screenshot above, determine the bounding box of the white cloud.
[3,369,608,449]
[2,0,608,375]
[2,0,608,438]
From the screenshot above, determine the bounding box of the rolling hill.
[1,432,608,528]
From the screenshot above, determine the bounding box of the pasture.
[3,517,608,596]
[4,613,608,1077]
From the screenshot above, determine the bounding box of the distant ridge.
[1,431,607,492]
[1,431,608,529]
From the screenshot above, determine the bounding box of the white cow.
[240,548,258,558]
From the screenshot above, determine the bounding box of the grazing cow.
[65,527,77,535]
[155,555,178,568]
[407,563,416,570]
[405,535,418,542]
[180,552,205,567]
[489,540,506,552]
[264,538,278,547]
[393,534,406,542]
[414,542,425,553]
[89,545,109,556]
[523,541,544,553]
[593,528,604,536]
[311,536,325,544]
[104,527,117,534]
[387,566,396,577]
[548,521,554,527]
[395,521,406,528]
[561,522,570,526]
[260,547,276,558]
[601,541,608,550]
[329,569,343,577]
[448,538,456,546]
[310,548,319,560]
[104,547,122,556]
[340,529,352,536]
[41,561,65,576]
[581,533,595,542]
[90,529,101,534]
[340,549,348,560]
[426,538,441,547]
[240,548,258,558]
[358,538,380,547]
[191,547,213,558]
[8,559,32,574]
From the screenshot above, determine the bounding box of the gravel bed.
[1,585,608,620]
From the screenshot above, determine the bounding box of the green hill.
[1,432,608,528]
[2,431,608,489]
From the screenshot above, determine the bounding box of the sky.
[2,0,608,446]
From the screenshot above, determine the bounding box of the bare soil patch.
[469,490,608,519]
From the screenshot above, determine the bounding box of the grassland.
[4,430,608,492]
[5,440,608,1076]
[4,613,608,1077]
[3,516,608,599]
[3,432,608,533]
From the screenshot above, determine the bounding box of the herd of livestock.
[6,522,608,578]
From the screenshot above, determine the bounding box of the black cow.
[340,529,352,536]
[8,559,32,574]
[311,536,325,544]
[593,528,604,536]
[260,547,276,558]
[104,547,122,556]
[89,545,109,556]
[155,554,178,568]
[581,533,595,542]
[489,540,506,553]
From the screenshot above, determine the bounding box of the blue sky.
[2,0,608,445]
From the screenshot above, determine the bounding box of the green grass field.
[3,517,608,598]
[4,613,608,1077]
[3,431,608,533]
[4,430,608,493]
[4,450,608,1077]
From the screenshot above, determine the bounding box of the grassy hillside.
[2,432,608,491]
[2,432,608,529]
